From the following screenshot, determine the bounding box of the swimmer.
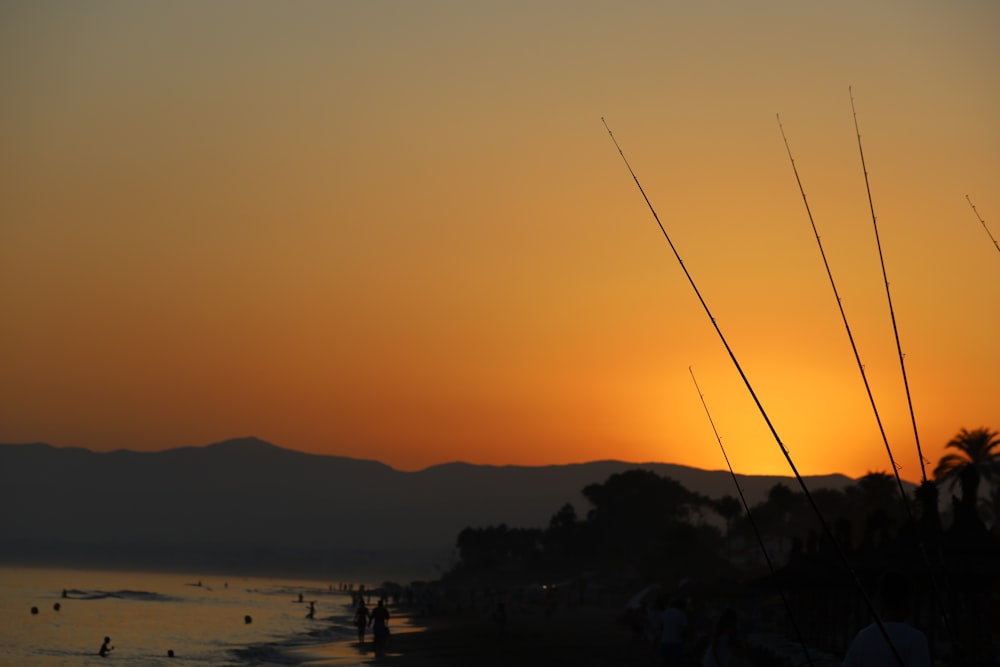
[99,636,114,657]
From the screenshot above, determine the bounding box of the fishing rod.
[688,367,815,667]
[849,88,928,483]
[601,117,904,666]
[851,91,966,666]
[776,114,913,516]
[966,194,1000,255]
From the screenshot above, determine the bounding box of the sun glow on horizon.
[1,2,997,483]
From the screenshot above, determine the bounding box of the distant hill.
[0,437,862,581]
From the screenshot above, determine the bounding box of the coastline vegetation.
[438,426,999,665]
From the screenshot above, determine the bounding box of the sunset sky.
[2,1,997,482]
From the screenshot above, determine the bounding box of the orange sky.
[1,2,997,482]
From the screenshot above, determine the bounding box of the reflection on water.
[0,565,397,666]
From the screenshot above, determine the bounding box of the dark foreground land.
[363,596,841,667]
[377,604,651,667]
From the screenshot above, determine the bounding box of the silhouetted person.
[702,607,745,667]
[30,606,38,615]
[99,636,114,657]
[354,600,370,644]
[244,614,253,624]
[369,599,390,654]
[53,602,61,612]
[655,596,688,666]
[167,649,175,658]
[61,589,68,598]
[843,571,931,667]
[306,601,315,619]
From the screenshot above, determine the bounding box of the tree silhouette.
[446,469,728,582]
[745,483,802,539]
[581,469,700,564]
[933,427,1000,503]
[713,495,742,535]
[454,524,542,574]
[544,503,583,570]
[577,470,722,580]
[855,471,899,505]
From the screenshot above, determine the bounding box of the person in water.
[99,637,114,657]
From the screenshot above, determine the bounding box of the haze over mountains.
[1,437,859,582]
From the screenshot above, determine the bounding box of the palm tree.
[933,427,1000,503]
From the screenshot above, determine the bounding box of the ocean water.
[1,565,412,666]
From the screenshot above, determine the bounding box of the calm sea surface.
[1,565,413,666]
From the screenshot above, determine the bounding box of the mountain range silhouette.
[0,436,860,581]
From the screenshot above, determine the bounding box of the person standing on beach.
[369,599,390,653]
[655,596,688,666]
[843,571,932,667]
[354,600,370,644]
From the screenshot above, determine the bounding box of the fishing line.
[849,88,928,483]
[966,194,1000,256]
[601,117,904,666]
[688,367,815,667]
